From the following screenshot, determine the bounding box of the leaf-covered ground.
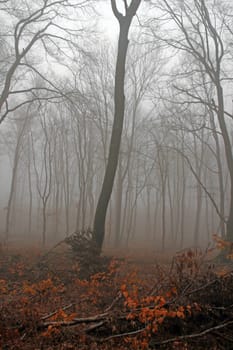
[0,243,233,349]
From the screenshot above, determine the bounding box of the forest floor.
[0,241,233,350]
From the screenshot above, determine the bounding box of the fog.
[0,0,233,251]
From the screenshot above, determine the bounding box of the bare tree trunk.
[146,186,151,239]
[53,135,61,239]
[161,180,166,251]
[213,85,233,241]
[93,0,141,252]
[5,151,19,243]
[153,189,160,241]
[27,134,33,237]
[5,117,28,243]
[209,109,225,237]
[167,173,174,243]
[31,115,53,247]
[180,142,186,248]
[62,131,70,237]
[114,157,123,246]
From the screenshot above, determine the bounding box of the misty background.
[0,0,233,250]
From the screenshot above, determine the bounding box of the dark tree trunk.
[216,86,233,242]
[93,0,141,252]
[114,158,123,247]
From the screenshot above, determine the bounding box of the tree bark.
[93,0,141,252]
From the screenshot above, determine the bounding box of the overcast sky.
[97,3,120,41]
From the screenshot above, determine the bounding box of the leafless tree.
[3,110,31,243]
[0,0,93,124]
[147,0,233,241]
[31,109,53,247]
[93,0,142,252]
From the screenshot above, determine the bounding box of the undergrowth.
[0,239,233,349]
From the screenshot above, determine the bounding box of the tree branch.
[152,319,233,346]
[111,0,123,21]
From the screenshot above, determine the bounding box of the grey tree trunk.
[93,0,141,252]
[5,117,28,243]
[114,157,123,246]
